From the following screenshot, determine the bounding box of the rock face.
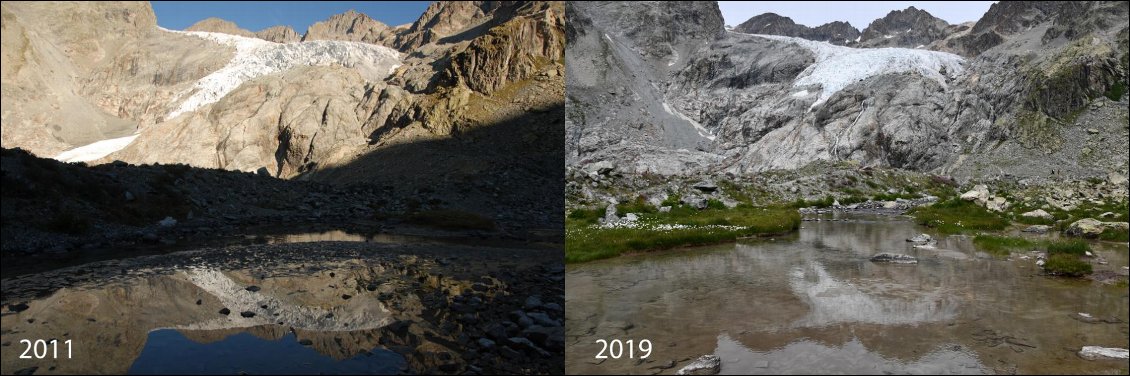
[734,13,860,46]
[567,1,1129,184]
[255,25,301,43]
[302,10,399,47]
[858,7,950,48]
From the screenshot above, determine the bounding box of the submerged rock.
[907,233,934,245]
[1078,346,1129,360]
[870,253,918,264]
[677,354,721,375]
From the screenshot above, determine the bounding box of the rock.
[341,294,352,300]
[677,354,721,375]
[1036,259,1046,267]
[589,161,615,175]
[219,308,231,315]
[907,233,934,245]
[986,196,1009,212]
[158,216,177,227]
[298,339,313,346]
[603,203,619,223]
[1109,172,1128,186]
[960,185,989,203]
[195,299,202,305]
[686,197,709,210]
[1066,218,1129,237]
[1078,346,1129,360]
[477,338,495,349]
[524,296,543,311]
[1022,225,1050,233]
[240,311,256,318]
[692,181,718,193]
[1020,209,1053,220]
[526,311,558,327]
[624,213,639,222]
[869,253,918,264]
[659,206,672,213]
[124,191,135,202]
[245,286,261,292]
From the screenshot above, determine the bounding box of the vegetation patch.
[566,206,800,263]
[972,235,1034,256]
[1044,253,1093,277]
[1045,239,1091,256]
[909,198,1009,234]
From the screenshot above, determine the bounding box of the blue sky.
[152,1,432,32]
[719,1,997,29]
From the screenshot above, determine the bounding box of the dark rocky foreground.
[1,242,564,375]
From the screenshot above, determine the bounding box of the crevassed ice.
[161,27,402,120]
[750,34,965,110]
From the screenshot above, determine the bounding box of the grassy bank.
[910,198,1010,234]
[970,235,1095,276]
[566,206,800,263]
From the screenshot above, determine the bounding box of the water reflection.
[129,330,405,374]
[714,334,983,375]
[565,215,1130,375]
[2,259,409,374]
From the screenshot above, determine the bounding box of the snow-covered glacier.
[747,33,965,109]
[161,28,402,120]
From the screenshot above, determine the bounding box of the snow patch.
[662,102,715,141]
[791,90,810,98]
[54,134,139,163]
[604,33,613,43]
[161,28,401,120]
[750,34,965,109]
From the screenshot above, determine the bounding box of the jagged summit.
[734,12,860,46]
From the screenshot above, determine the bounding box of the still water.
[566,215,1130,374]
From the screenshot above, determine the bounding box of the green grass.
[566,206,800,263]
[972,235,1035,256]
[1044,253,1092,277]
[1046,239,1091,255]
[1099,228,1130,242]
[909,198,1010,234]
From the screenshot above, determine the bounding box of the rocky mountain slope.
[566,1,1128,185]
[734,13,860,46]
[2,1,564,231]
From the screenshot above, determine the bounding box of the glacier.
[746,33,965,109]
[161,28,402,120]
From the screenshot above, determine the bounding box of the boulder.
[1078,346,1129,360]
[624,213,639,222]
[985,196,1009,212]
[1066,218,1128,237]
[603,203,619,223]
[1020,209,1053,220]
[677,355,721,375]
[869,253,918,264]
[158,216,177,227]
[960,184,989,202]
[906,234,934,245]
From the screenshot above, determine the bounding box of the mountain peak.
[185,17,255,38]
[301,9,395,46]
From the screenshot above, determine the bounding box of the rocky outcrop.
[567,1,1129,184]
[446,2,564,94]
[858,6,949,48]
[302,10,399,47]
[185,17,255,38]
[734,13,860,46]
[0,1,230,156]
[255,25,300,43]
